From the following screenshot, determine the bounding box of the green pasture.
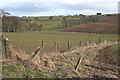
[3,31,118,54]
[30,21,62,31]
[22,16,82,31]
[22,16,80,21]
[22,16,61,20]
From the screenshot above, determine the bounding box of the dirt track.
[62,15,119,34]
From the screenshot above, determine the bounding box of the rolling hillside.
[62,15,119,34]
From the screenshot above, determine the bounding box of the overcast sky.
[0,0,119,16]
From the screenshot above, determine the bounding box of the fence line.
[8,38,118,53]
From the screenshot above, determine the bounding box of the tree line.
[61,16,99,28]
[2,16,43,32]
[1,10,43,32]
[1,10,99,32]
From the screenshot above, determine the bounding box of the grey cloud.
[2,2,51,13]
[1,1,118,16]
[61,2,117,12]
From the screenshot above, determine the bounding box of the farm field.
[22,16,83,31]
[21,15,119,33]
[63,15,119,34]
[3,31,118,54]
[30,20,62,31]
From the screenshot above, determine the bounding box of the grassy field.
[22,16,83,31]
[23,16,81,21]
[3,31,118,54]
[30,21,62,31]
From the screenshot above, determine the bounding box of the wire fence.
[7,37,118,54]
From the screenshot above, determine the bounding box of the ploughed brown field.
[62,15,119,34]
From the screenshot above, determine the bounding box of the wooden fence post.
[57,42,59,53]
[22,43,24,52]
[79,40,81,47]
[31,47,41,59]
[68,40,70,50]
[99,37,101,44]
[71,41,72,50]
[41,40,44,53]
[23,47,42,66]
[89,40,91,44]
[75,57,82,70]
[54,41,56,52]
[85,40,87,46]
